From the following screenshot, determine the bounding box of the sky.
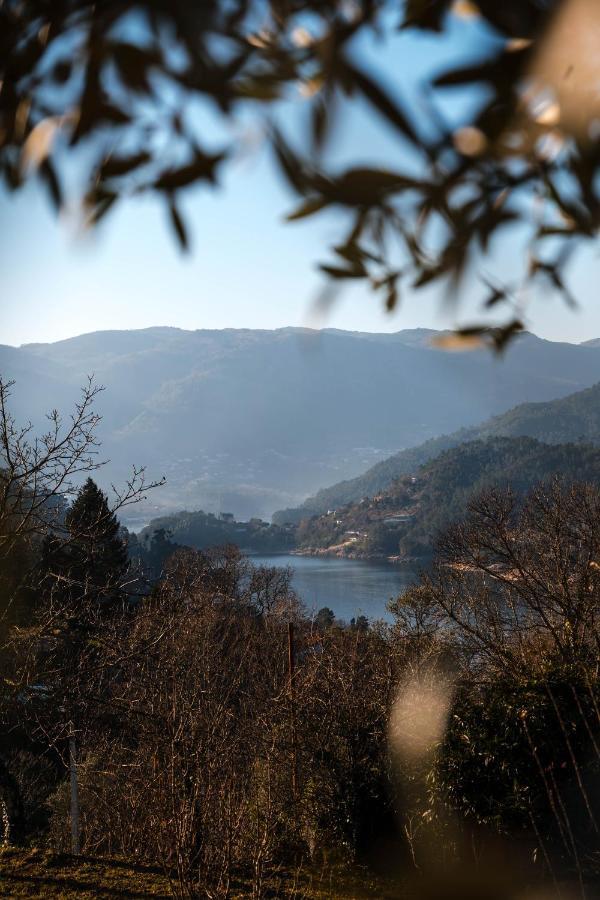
[2,9,600,348]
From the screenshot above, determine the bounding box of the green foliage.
[43,478,128,615]
[314,607,336,631]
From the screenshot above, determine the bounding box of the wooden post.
[69,734,80,854]
[288,622,298,802]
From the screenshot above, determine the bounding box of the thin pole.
[69,734,80,854]
[288,622,298,802]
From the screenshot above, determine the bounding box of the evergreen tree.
[140,527,180,580]
[42,479,128,620]
[314,607,335,631]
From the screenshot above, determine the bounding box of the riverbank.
[292,545,424,569]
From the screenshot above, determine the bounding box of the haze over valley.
[4,325,600,526]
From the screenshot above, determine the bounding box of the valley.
[4,326,600,524]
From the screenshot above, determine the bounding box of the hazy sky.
[2,11,600,348]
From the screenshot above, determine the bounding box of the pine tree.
[67,478,128,608]
[43,478,128,619]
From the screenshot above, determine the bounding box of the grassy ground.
[0,848,172,898]
[0,848,401,898]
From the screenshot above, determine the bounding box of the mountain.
[274,381,600,523]
[4,327,600,524]
[294,437,600,559]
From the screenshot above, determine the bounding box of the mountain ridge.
[291,436,600,560]
[274,381,600,523]
[4,326,600,523]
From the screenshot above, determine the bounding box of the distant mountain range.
[3,326,600,524]
[274,381,600,523]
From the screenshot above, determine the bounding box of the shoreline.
[291,546,425,568]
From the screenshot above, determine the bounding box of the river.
[249,553,418,623]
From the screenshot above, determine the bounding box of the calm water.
[249,553,417,623]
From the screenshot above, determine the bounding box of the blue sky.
[2,10,600,347]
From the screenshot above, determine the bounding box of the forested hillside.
[295,437,600,559]
[275,382,600,523]
[4,328,600,523]
[134,510,295,568]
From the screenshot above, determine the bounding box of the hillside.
[294,437,600,559]
[4,327,600,524]
[135,509,295,561]
[275,381,600,523]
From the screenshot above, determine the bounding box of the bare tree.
[0,377,164,848]
[392,480,600,891]
[417,480,600,673]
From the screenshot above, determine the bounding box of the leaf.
[168,199,189,251]
[335,242,382,268]
[385,285,399,311]
[71,97,130,145]
[96,102,130,127]
[39,159,62,211]
[84,188,117,227]
[14,98,31,142]
[537,225,576,238]
[286,197,329,221]
[319,263,366,279]
[319,168,419,207]
[452,1,480,19]
[340,59,418,145]
[311,96,329,153]
[434,56,508,88]
[491,319,524,352]
[431,331,486,351]
[21,116,60,171]
[482,287,506,308]
[413,264,445,289]
[235,78,281,101]
[401,0,449,32]
[334,244,364,265]
[272,130,308,195]
[101,151,152,179]
[471,1,541,37]
[154,151,227,191]
[543,175,592,235]
[111,42,162,93]
[340,167,418,195]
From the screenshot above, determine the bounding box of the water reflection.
[250,553,417,623]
